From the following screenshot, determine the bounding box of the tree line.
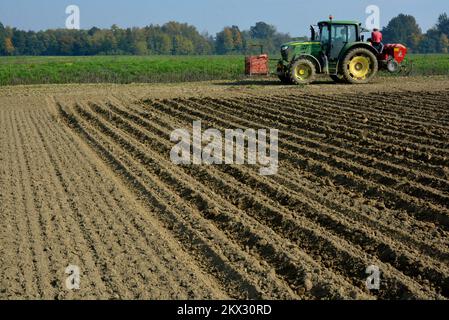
[382,13,449,53]
[0,13,448,56]
[0,21,294,56]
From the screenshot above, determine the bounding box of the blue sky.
[0,0,447,35]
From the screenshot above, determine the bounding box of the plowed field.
[1,78,449,300]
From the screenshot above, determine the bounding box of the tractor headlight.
[281,45,289,51]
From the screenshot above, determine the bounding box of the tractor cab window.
[330,25,358,43]
[332,25,348,43]
[319,25,329,44]
[347,25,357,42]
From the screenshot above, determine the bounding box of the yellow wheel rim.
[294,64,312,81]
[348,55,371,80]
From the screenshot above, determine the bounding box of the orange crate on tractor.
[245,54,269,76]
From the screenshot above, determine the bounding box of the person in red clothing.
[371,28,384,53]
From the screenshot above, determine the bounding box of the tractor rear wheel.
[290,59,316,85]
[342,48,378,84]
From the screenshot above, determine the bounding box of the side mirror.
[310,26,316,41]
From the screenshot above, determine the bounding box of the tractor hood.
[281,40,319,50]
[280,41,321,61]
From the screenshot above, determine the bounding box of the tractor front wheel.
[290,59,316,85]
[342,48,378,84]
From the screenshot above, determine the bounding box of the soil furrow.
[40,106,227,299]
[2,81,449,300]
[204,96,449,194]
[119,98,449,258]
[259,95,449,163]
[142,98,449,230]
[116,98,449,296]
[94,99,441,299]
[75,100,374,299]
[60,103,300,300]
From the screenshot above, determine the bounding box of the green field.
[404,54,449,76]
[0,54,448,86]
[0,55,245,86]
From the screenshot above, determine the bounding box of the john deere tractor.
[277,18,382,85]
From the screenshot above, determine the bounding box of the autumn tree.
[215,27,234,54]
[4,37,15,55]
[440,34,449,53]
[172,35,194,55]
[148,32,172,54]
[417,12,449,53]
[382,14,422,51]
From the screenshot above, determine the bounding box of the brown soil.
[1,76,449,299]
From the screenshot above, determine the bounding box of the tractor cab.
[317,20,362,62]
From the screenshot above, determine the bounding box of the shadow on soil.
[214,79,282,86]
[214,78,339,86]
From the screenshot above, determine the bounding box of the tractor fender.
[292,54,322,73]
[336,43,378,73]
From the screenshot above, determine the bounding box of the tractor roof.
[318,20,360,25]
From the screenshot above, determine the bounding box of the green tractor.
[277,18,379,85]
